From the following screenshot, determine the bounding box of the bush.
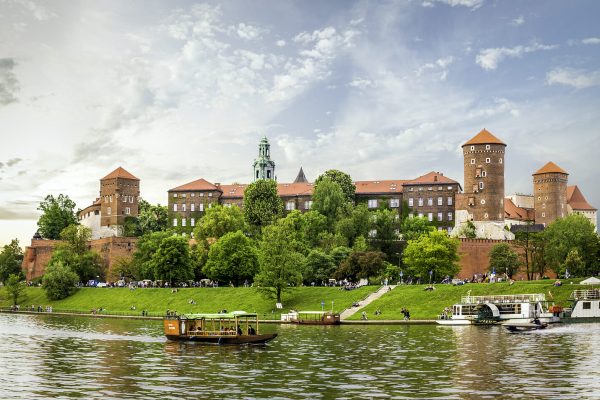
[42,261,79,300]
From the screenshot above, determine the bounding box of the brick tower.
[100,167,140,234]
[462,129,506,222]
[532,161,568,226]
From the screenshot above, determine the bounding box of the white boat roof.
[460,293,546,304]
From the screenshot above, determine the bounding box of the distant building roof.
[354,180,407,195]
[101,167,139,180]
[278,182,313,197]
[533,161,568,175]
[169,178,220,192]
[219,183,248,199]
[293,167,308,183]
[567,185,596,211]
[510,224,545,234]
[403,171,460,187]
[504,198,535,221]
[463,129,506,147]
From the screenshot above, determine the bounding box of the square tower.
[100,167,140,230]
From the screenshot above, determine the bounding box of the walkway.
[340,285,396,320]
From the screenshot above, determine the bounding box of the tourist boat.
[163,311,277,344]
[281,311,341,325]
[563,289,600,322]
[436,293,560,326]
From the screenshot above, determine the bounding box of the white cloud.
[476,43,557,70]
[416,56,454,80]
[7,0,57,20]
[582,37,600,45]
[348,78,374,89]
[235,23,265,40]
[511,15,525,26]
[547,68,600,89]
[276,39,286,47]
[422,0,484,10]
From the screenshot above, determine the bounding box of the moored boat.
[163,311,277,344]
[562,289,600,323]
[281,310,341,325]
[503,319,548,332]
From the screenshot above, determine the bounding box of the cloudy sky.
[1,0,599,247]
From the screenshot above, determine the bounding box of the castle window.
[182,218,186,227]
[182,204,186,212]
[438,197,443,206]
[225,203,232,208]
[499,158,503,164]
[438,186,442,191]
[305,201,313,210]
[482,171,487,177]
[409,214,414,219]
[484,213,489,219]
[182,193,186,198]
[542,212,546,218]
[418,198,423,207]
[267,170,271,179]
[389,198,400,208]
[481,199,486,205]
[428,213,433,222]
[486,145,490,150]
[286,201,296,211]
[173,204,177,212]
[447,186,453,190]
[199,203,204,212]
[125,207,131,215]
[471,159,476,165]
[485,158,491,163]
[208,193,213,197]
[107,207,111,215]
[408,198,414,207]
[470,145,475,151]
[428,198,433,206]
[191,193,195,197]
[448,212,453,221]
[191,218,195,227]
[368,199,378,209]
[109,195,112,202]
[468,197,475,206]
[428,187,433,191]
[409,187,413,192]
[473,184,478,193]
[418,213,423,218]
[368,229,377,238]
[200,193,204,197]
[173,218,177,227]
[419,187,423,191]
[438,212,443,221]
[479,182,484,190]
[208,203,212,208]
[448,197,453,206]
[191,204,195,212]
[173,193,178,198]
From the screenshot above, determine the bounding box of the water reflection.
[1,314,599,399]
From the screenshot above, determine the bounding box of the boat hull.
[165,333,278,345]
[503,322,547,332]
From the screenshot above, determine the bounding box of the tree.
[194,204,246,240]
[300,210,328,248]
[513,224,537,280]
[489,243,520,278]
[315,169,356,203]
[543,214,599,276]
[334,251,387,282]
[563,249,585,278]
[254,220,305,303]
[370,208,401,258]
[400,217,435,242]
[37,194,78,239]
[109,256,140,282]
[312,176,346,226]
[0,239,24,284]
[243,179,283,229]
[42,261,79,300]
[151,235,194,285]
[403,230,460,282]
[303,249,336,285]
[47,225,102,281]
[190,240,209,280]
[133,230,174,280]
[203,231,258,286]
[457,220,477,239]
[5,274,26,306]
[330,246,352,268]
[137,200,169,234]
[336,204,370,247]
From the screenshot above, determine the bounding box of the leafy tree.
[122,216,141,237]
[334,251,387,282]
[5,274,26,306]
[563,249,585,277]
[151,235,194,285]
[193,204,246,240]
[403,230,460,282]
[315,169,356,203]
[42,261,79,300]
[138,200,169,234]
[109,256,140,282]
[352,236,369,252]
[255,219,305,303]
[133,230,174,280]
[190,240,209,280]
[243,179,283,229]
[488,243,520,278]
[37,194,78,239]
[530,232,548,279]
[401,216,435,242]
[336,204,370,247]
[330,246,352,268]
[0,239,24,284]
[47,225,102,281]
[303,249,336,285]
[317,231,348,253]
[203,231,258,286]
[312,176,346,226]
[457,220,477,239]
[513,224,538,280]
[370,208,401,257]
[543,214,599,276]
[300,210,328,248]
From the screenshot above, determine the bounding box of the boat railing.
[570,289,600,300]
[186,330,239,337]
[461,294,546,304]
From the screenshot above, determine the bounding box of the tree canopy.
[37,194,78,239]
[243,179,283,229]
[488,243,520,278]
[42,261,79,300]
[334,251,387,282]
[401,216,435,242]
[315,169,355,203]
[312,176,346,226]
[151,235,194,285]
[47,225,102,281]
[403,230,460,282]
[0,239,24,284]
[133,230,174,280]
[194,204,246,240]
[5,274,25,306]
[203,231,258,286]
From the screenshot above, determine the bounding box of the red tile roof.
[463,129,506,147]
[219,184,248,199]
[504,198,535,221]
[403,171,460,186]
[278,182,314,197]
[354,180,407,195]
[169,178,220,192]
[101,167,139,180]
[533,161,568,175]
[567,185,596,211]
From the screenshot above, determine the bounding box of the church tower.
[253,137,276,181]
[100,167,140,235]
[533,161,568,226]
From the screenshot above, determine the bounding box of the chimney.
[434,175,438,182]
[215,183,220,187]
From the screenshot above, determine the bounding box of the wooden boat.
[503,320,548,332]
[163,311,277,344]
[296,311,341,325]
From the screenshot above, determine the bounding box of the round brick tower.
[462,129,506,222]
[532,161,568,226]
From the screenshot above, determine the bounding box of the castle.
[21,130,597,280]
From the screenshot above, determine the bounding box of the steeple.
[253,136,276,181]
[293,167,308,183]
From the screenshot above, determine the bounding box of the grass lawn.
[348,279,593,320]
[0,286,376,318]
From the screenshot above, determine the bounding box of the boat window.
[583,302,591,310]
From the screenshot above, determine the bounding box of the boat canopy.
[178,311,257,320]
[297,311,331,315]
[461,294,546,304]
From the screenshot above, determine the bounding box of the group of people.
[401,307,411,320]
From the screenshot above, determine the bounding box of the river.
[0,313,599,399]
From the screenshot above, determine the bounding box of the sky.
[1,0,599,247]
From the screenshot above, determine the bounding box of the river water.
[0,313,599,399]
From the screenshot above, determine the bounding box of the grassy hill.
[348,279,592,320]
[0,286,376,318]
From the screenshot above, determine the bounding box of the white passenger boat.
[436,293,560,326]
[563,289,600,322]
